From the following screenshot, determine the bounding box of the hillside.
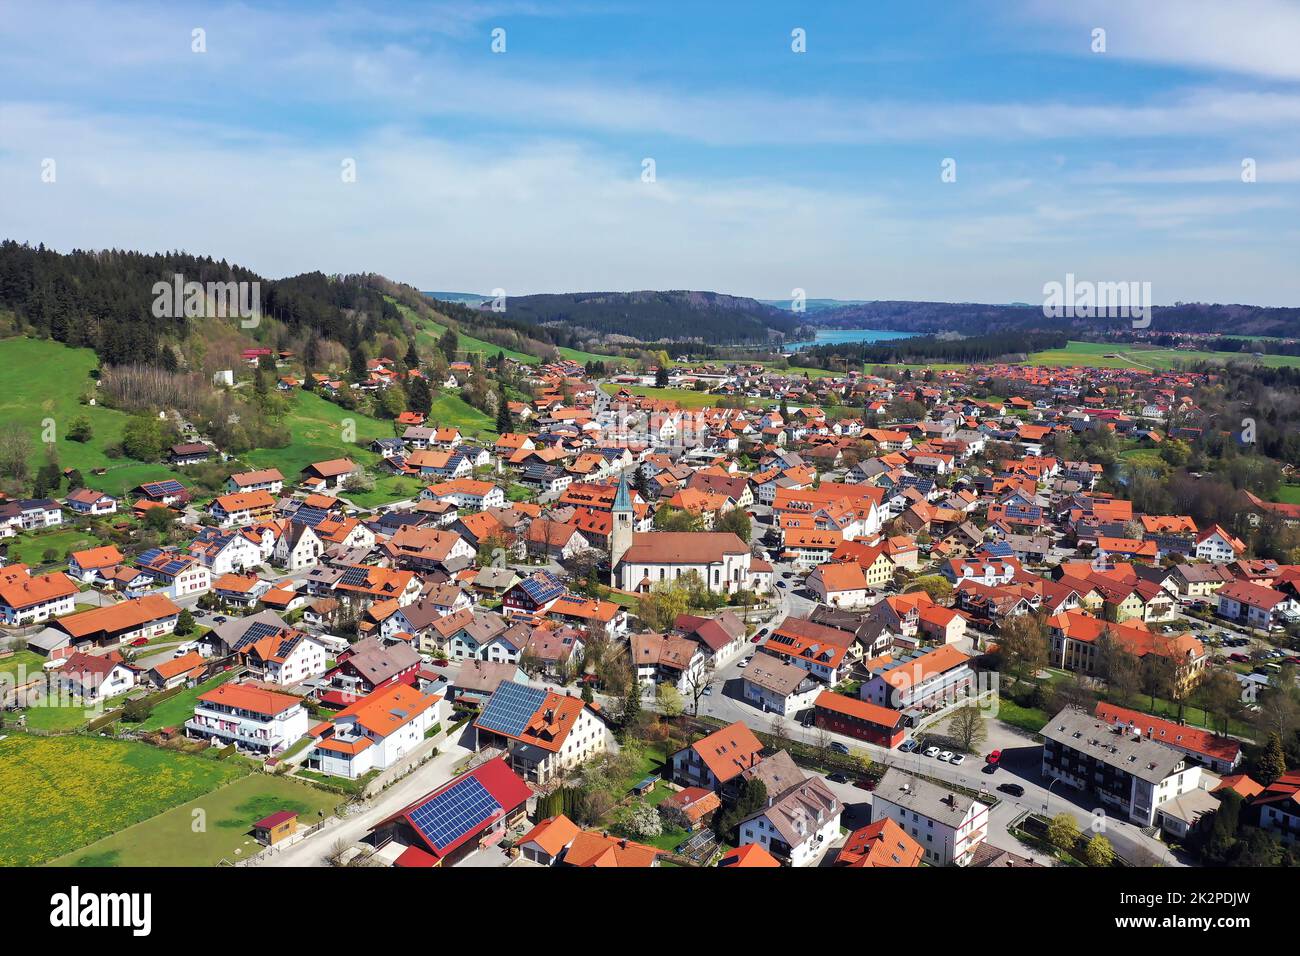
[471,290,801,346]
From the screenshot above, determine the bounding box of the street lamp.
[1042,776,1062,816]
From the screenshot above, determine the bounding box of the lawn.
[5,526,109,567]
[1022,339,1300,372]
[396,299,539,365]
[0,337,186,495]
[0,648,45,684]
[1274,485,1300,505]
[0,734,247,866]
[50,773,340,867]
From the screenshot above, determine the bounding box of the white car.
[938,751,955,763]
[702,685,713,696]
[950,753,966,766]
[923,746,941,758]
[738,657,752,669]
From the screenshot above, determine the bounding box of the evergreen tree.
[495,386,512,434]
[1260,731,1288,784]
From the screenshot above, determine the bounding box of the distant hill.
[422,291,493,307]
[476,290,800,346]
[759,297,871,313]
[806,299,1300,338]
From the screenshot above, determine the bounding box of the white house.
[871,768,989,867]
[274,521,324,571]
[307,683,447,779]
[186,682,309,754]
[737,776,842,867]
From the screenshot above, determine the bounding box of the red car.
[129,637,149,647]
[985,749,1001,766]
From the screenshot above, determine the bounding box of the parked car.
[923,746,941,758]
[829,741,849,755]
[898,739,919,753]
[950,754,966,766]
[998,783,1025,797]
[986,749,1001,765]
[938,751,955,763]
[129,637,149,647]
[702,685,713,696]
[738,657,751,669]
[827,772,849,784]
[213,616,228,624]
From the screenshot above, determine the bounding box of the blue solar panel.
[519,573,564,605]
[294,507,329,527]
[477,681,547,739]
[160,560,189,575]
[339,566,370,588]
[144,480,185,495]
[233,620,282,651]
[407,776,500,851]
[138,548,164,565]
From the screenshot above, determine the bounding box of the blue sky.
[2,0,1300,304]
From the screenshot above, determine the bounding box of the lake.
[783,328,919,353]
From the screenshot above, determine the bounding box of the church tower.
[609,469,634,586]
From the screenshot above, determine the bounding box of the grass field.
[0,337,185,495]
[51,773,340,867]
[1275,485,1300,505]
[0,648,45,684]
[0,734,247,866]
[396,300,539,365]
[1024,339,1300,371]
[5,526,108,567]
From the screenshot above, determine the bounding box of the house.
[1216,580,1300,630]
[860,645,974,710]
[0,564,76,624]
[559,830,663,868]
[67,545,124,584]
[1041,706,1203,828]
[917,604,967,645]
[835,818,924,868]
[807,561,872,608]
[675,610,748,668]
[367,757,531,867]
[419,478,505,511]
[52,650,136,702]
[737,775,842,867]
[473,681,610,785]
[761,615,858,684]
[188,526,263,576]
[717,843,781,868]
[235,627,329,686]
[659,787,722,832]
[136,547,211,599]
[447,659,527,709]
[209,490,276,528]
[300,458,362,491]
[273,521,324,571]
[741,654,822,717]
[51,594,180,649]
[186,681,309,754]
[211,573,271,609]
[225,468,285,495]
[64,488,117,517]
[169,442,214,465]
[319,636,422,707]
[813,690,906,748]
[146,651,208,690]
[1252,771,1300,845]
[871,768,990,866]
[516,814,583,866]
[631,631,706,693]
[1094,701,1242,773]
[307,682,446,779]
[1196,524,1246,563]
[524,519,589,561]
[670,720,764,793]
[0,498,62,531]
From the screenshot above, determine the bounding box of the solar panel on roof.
[476,681,547,739]
[406,776,500,851]
[519,573,564,605]
[145,479,185,495]
[160,560,189,575]
[339,566,370,588]
[294,506,329,527]
[138,548,164,565]
[232,620,282,651]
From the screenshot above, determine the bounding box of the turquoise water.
[783,328,919,353]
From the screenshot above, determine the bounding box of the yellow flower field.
[0,734,246,866]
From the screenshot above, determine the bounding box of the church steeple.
[609,469,634,586]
